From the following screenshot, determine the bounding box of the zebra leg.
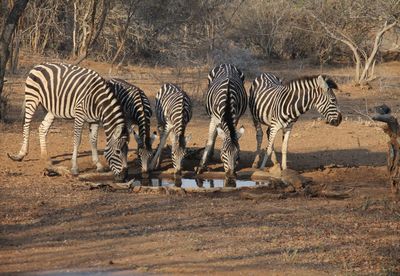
[89,123,104,172]
[197,117,218,173]
[71,117,85,176]
[260,127,279,169]
[7,99,39,161]
[281,127,292,170]
[38,112,55,166]
[267,127,279,166]
[251,120,263,168]
[150,126,170,170]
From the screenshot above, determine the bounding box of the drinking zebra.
[249,73,342,170]
[196,64,247,177]
[87,78,156,173]
[7,63,129,181]
[150,83,192,175]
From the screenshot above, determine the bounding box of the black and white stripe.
[88,78,156,173]
[197,64,247,177]
[150,83,192,174]
[7,63,129,181]
[249,73,342,169]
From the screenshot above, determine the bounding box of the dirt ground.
[1,59,400,275]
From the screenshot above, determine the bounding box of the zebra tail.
[223,81,236,140]
[20,99,26,125]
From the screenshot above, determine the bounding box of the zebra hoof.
[251,163,259,169]
[195,166,204,175]
[71,167,79,176]
[7,153,24,162]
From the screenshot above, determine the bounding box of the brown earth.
[1,59,400,275]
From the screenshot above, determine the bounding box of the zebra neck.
[287,80,319,115]
[97,92,126,138]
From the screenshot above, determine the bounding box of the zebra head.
[133,129,157,173]
[172,134,191,175]
[104,124,129,182]
[315,75,342,127]
[217,126,245,177]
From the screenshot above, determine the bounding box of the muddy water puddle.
[139,178,269,188]
[79,173,271,189]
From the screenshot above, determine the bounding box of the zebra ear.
[237,126,245,139]
[150,131,158,145]
[317,75,330,93]
[207,71,215,85]
[216,127,225,139]
[133,129,141,144]
[237,68,245,82]
[185,133,192,144]
[113,125,124,140]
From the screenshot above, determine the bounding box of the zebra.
[87,78,157,174]
[150,83,192,175]
[196,64,247,177]
[249,73,342,170]
[7,63,129,181]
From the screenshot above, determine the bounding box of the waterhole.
[138,178,269,188]
[80,173,271,189]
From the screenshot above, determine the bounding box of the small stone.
[284,185,296,193]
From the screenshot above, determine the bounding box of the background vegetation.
[0,0,399,120]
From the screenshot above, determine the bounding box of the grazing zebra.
[88,78,156,173]
[249,73,342,170]
[196,64,247,177]
[7,63,129,181]
[150,83,192,175]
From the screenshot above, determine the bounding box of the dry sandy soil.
[1,58,400,275]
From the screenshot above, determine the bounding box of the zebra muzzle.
[114,168,128,182]
[330,113,342,126]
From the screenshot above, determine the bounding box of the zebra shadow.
[178,147,386,173]
[239,148,386,171]
[45,147,385,175]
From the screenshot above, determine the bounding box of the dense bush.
[0,0,399,67]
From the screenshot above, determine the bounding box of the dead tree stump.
[372,105,400,194]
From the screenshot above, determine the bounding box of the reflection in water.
[140,178,152,186]
[134,176,266,188]
[174,176,182,187]
[195,178,204,188]
[224,177,236,187]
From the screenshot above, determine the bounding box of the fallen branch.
[43,166,71,177]
[239,191,287,201]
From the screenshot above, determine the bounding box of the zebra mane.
[285,75,338,89]
[108,78,152,148]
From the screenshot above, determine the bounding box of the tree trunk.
[110,1,136,70]
[373,111,400,194]
[359,20,398,83]
[74,0,109,65]
[0,0,29,120]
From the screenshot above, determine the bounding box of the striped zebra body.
[7,63,129,181]
[150,83,192,174]
[197,64,247,177]
[104,79,156,173]
[249,73,342,170]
